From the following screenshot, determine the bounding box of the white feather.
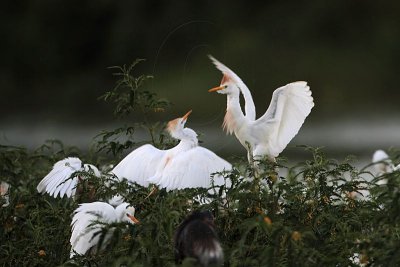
[37,157,99,198]
[113,112,231,191]
[373,149,390,163]
[255,81,314,157]
[372,149,396,175]
[209,56,314,161]
[111,144,165,186]
[70,202,137,257]
[152,147,232,191]
[135,114,233,192]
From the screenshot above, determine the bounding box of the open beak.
[208,86,225,92]
[181,110,192,121]
[128,214,140,224]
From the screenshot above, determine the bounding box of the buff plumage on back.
[223,108,236,135]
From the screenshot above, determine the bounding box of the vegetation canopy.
[1,60,400,267]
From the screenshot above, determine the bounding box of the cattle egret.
[37,157,100,198]
[111,111,194,187]
[37,111,231,196]
[174,210,223,266]
[208,56,314,162]
[113,110,232,191]
[111,110,192,186]
[372,149,398,175]
[147,112,232,191]
[70,201,139,257]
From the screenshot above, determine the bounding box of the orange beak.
[181,110,192,121]
[128,214,140,224]
[208,86,225,92]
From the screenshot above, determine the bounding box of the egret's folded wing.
[111,144,165,187]
[37,157,82,198]
[158,147,232,191]
[209,55,256,120]
[70,202,115,256]
[256,81,314,157]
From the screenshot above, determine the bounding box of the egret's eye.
[224,85,228,88]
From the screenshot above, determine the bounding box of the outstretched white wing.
[37,157,90,198]
[70,202,116,257]
[255,81,314,157]
[154,147,232,191]
[111,144,165,187]
[209,55,256,120]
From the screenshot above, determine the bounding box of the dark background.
[1,0,400,159]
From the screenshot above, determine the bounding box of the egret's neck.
[169,129,198,153]
[176,137,198,150]
[160,137,197,170]
[224,93,245,134]
[115,204,128,222]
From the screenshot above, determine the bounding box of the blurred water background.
[1,1,400,166]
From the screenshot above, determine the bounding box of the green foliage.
[99,59,170,118]
[3,143,400,267]
[95,59,173,158]
[2,60,400,266]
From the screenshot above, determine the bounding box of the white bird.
[38,111,231,195]
[110,110,193,187]
[70,201,139,257]
[37,157,100,198]
[371,149,400,188]
[113,110,232,191]
[372,149,398,175]
[208,56,314,162]
[147,112,232,191]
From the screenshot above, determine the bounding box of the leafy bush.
[1,60,400,267]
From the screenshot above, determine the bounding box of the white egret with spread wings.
[147,111,232,191]
[37,110,231,198]
[208,56,314,162]
[113,110,231,191]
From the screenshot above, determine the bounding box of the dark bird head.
[174,210,223,267]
